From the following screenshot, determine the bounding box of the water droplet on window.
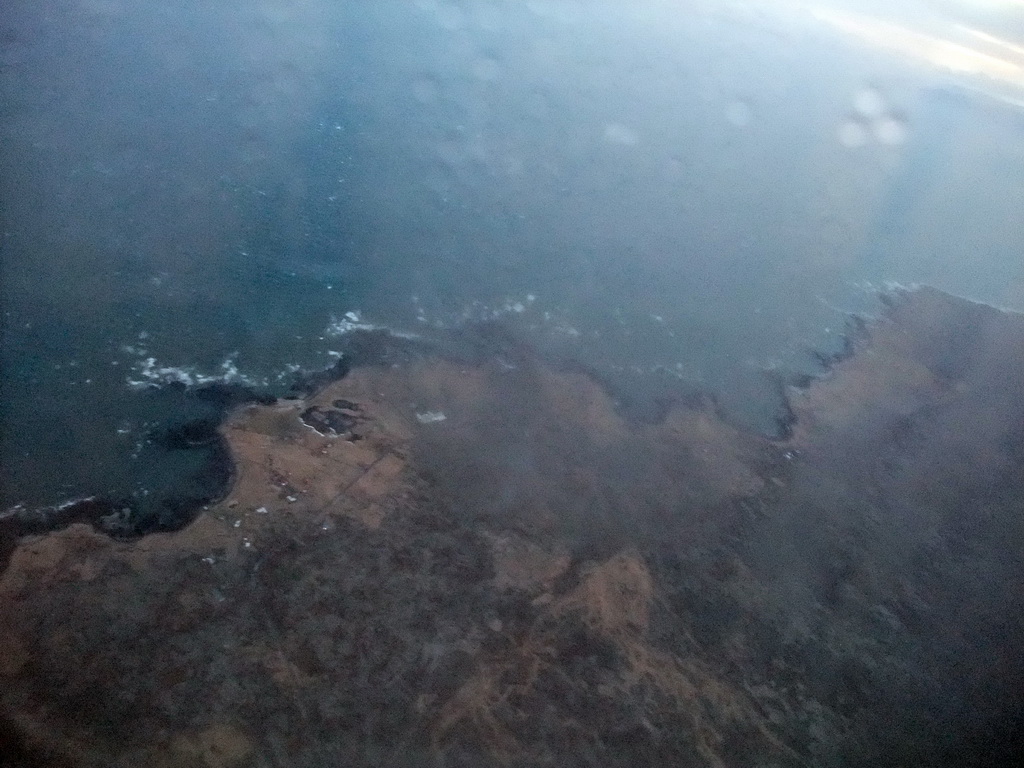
[526,89,553,121]
[436,3,466,30]
[725,100,752,127]
[838,119,868,148]
[471,4,502,31]
[472,56,501,82]
[526,1,552,17]
[664,156,685,178]
[873,115,908,146]
[412,75,439,104]
[437,133,466,165]
[853,87,886,119]
[603,123,640,146]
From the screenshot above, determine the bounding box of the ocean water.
[4,0,1024,520]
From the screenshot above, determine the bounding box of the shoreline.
[2,285,1024,765]
[0,283,1002,565]
[0,317,724,569]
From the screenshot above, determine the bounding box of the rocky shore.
[1,287,1022,767]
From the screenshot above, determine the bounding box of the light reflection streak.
[810,7,1024,84]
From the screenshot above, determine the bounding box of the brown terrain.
[0,286,1022,767]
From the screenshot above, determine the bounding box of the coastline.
[2,287,1023,766]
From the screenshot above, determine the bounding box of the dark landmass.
[0,332,432,566]
[1,287,1023,767]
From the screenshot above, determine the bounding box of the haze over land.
[3,3,1024,764]
[3,288,1024,766]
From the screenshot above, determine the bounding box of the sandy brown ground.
[1,287,1022,767]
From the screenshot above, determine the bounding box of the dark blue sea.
[4,0,1024,522]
